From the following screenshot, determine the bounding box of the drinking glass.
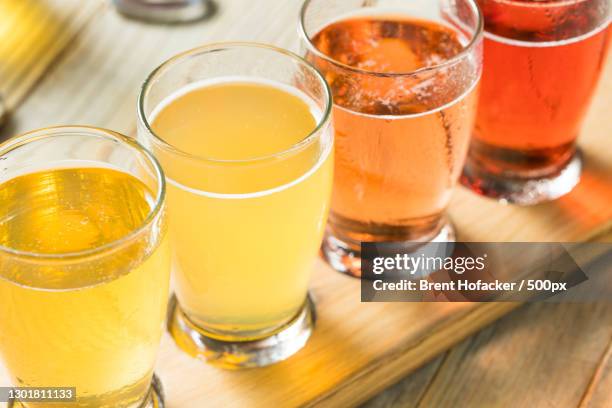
[0,126,169,408]
[138,43,333,368]
[462,0,610,205]
[300,0,483,277]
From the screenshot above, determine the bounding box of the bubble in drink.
[308,16,479,242]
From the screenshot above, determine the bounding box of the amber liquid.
[309,17,478,242]
[471,0,610,177]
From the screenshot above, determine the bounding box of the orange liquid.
[472,0,610,174]
[309,17,478,240]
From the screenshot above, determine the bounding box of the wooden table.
[364,301,612,408]
[0,1,610,407]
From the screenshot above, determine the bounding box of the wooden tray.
[0,1,611,406]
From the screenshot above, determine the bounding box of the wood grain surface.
[364,303,612,408]
[364,230,612,408]
[0,1,610,407]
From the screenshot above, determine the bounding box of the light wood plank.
[360,355,447,408]
[413,302,612,408]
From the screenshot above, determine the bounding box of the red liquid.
[473,0,610,175]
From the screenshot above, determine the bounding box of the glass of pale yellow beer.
[138,43,333,368]
[0,127,170,408]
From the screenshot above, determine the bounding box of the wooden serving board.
[0,1,611,407]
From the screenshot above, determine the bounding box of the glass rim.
[138,41,333,164]
[0,125,166,261]
[298,0,484,78]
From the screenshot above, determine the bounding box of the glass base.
[113,0,214,24]
[167,295,316,369]
[322,219,455,278]
[462,149,582,205]
[8,374,164,408]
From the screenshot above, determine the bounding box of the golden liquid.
[0,168,170,408]
[151,81,332,339]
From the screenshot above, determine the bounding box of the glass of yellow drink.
[138,43,333,368]
[0,127,170,408]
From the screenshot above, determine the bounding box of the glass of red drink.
[462,0,610,205]
[300,0,483,277]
